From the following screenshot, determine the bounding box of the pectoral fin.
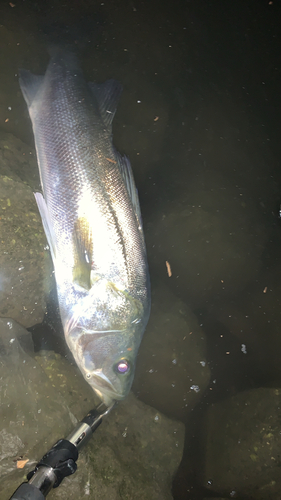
[72,217,93,291]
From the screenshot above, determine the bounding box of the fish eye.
[115,359,130,374]
[86,373,91,379]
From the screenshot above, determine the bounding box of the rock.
[0,133,40,191]
[213,268,281,384]
[0,173,50,328]
[146,171,268,309]
[0,133,51,329]
[203,387,281,499]
[0,319,185,500]
[50,393,184,500]
[133,285,210,420]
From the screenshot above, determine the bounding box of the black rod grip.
[9,482,45,500]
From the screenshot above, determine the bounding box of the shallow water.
[0,0,281,498]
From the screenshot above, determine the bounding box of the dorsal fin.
[88,79,122,130]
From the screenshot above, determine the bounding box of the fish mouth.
[89,370,124,405]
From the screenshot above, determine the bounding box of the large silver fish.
[19,51,150,406]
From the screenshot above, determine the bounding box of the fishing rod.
[9,402,115,500]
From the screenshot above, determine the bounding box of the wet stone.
[0,170,51,328]
[203,387,281,500]
[0,319,185,500]
[133,284,210,420]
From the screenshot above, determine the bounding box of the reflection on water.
[0,0,281,498]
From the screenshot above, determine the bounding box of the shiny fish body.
[19,51,150,405]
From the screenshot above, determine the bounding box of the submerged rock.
[133,284,210,420]
[203,387,281,499]
[0,319,185,500]
[146,171,268,309]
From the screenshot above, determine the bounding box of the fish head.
[66,326,142,406]
[62,278,149,405]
